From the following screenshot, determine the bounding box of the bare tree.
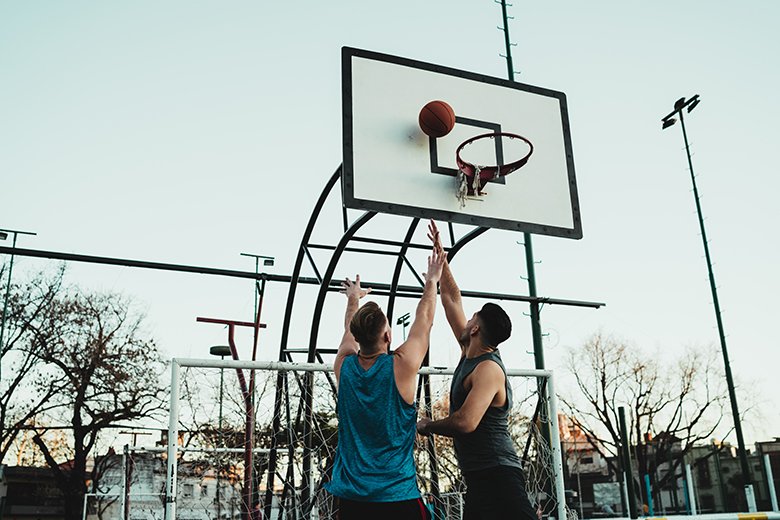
[561,333,729,503]
[3,272,165,520]
[0,265,67,463]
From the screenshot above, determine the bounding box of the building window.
[581,457,594,464]
[182,483,194,498]
[201,484,209,497]
[697,461,712,486]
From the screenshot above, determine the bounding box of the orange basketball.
[419,100,456,138]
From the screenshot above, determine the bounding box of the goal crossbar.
[165,357,565,520]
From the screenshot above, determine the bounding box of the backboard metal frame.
[342,46,582,239]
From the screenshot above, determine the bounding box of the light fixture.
[210,345,232,357]
[662,118,676,130]
[240,252,274,268]
[687,95,701,112]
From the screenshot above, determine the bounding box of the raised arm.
[393,246,445,404]
[417,359,504,437]
[334,275,371,382]
[428,221,467,347]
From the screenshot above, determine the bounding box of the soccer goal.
[163,358,567,520]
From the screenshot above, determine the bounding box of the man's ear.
[470,324,480,337]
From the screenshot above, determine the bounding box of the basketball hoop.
[455,132,534,207]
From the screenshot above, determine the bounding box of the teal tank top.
[324,354,421,502]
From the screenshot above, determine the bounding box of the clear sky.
[1,1,778,444]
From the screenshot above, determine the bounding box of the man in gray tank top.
[416,221,537,520]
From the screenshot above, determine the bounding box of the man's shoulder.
[471,357,506,382]
[336,352,357,367]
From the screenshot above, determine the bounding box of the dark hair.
[478,303,512,347]
[349,302,387,348]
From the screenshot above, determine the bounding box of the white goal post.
[165,358,566,520]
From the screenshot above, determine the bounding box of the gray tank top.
[450,350,523,472]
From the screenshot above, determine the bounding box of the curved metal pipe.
[265,166,340,520]
[447,226,489,261]
[385,218,420,324]
[278,166,342,360]
[306,211,375,362]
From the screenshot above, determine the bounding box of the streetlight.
[660,95,755,511]
[210,345,232,520]
[0,228,37,384]
[240,253,274,321]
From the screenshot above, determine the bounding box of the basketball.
[419,100,456,138]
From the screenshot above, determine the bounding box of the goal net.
[156,358,567,520]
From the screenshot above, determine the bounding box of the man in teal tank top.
[324,242,444,519]
[416,221,537,520]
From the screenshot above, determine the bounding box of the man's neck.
[464,341,496,359]
[357,345,385,370]
[358,348,383,360]
[358,342,387,359]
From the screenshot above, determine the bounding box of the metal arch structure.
[385,218,422,323]
[261,165,574,519]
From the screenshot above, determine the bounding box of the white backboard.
[342,47,582,238]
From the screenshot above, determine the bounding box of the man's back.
[325,354,419,502]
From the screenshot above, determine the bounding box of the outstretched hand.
[340,275,371,300]
[427,220,445,257]
[423,243,445,285]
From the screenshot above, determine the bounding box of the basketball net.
[456,164,501,208]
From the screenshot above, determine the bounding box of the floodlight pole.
[661,95,755,511]
[497,1,546,372]
[0,228,36,385]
